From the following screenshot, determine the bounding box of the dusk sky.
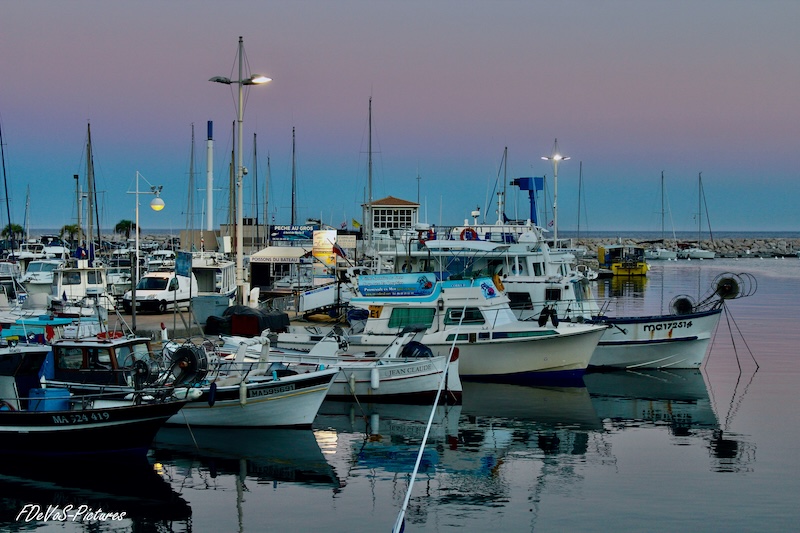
[3,1,799,236]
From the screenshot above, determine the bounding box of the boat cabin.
[0,344,53,410]
[597,244,650,276]
[47,333,156,390]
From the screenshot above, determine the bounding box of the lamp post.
[210,36,271,304]
[541,138,569,247]
[128,171,165,332]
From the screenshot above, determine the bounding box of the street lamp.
[210,36,271,304]
[128,171,165,332]
[541,138,569,248]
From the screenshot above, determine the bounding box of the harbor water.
[3,258,799,532]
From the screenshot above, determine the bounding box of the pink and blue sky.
[2,1,799,234]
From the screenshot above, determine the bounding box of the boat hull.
[171,368,337,427]
[0,400,186,457]
[279,323,605,385]
[271,352,462,403]
[588,308,722,368]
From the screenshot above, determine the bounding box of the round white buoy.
[370,367,380,389]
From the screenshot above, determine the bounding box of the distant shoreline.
[24,228,800,239]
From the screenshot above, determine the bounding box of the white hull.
[589,309,722,368]
[271,351,461,400]
[171,368,337,427]
[279,322,605,382]
[645,248,678,260]
[678,247,716,259]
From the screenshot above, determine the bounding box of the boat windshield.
[28,262,60,273]
[116,341,152,367]
[136,277,168,290]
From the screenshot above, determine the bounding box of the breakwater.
[574,237,800,259]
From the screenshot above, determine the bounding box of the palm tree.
[60,224,80,244]
[2,223,23,241]
[115,219,136,240]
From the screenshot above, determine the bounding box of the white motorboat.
[164,341,338,427]
[222,327,462,403]
[278,273,607,384]
[645,247,678,260]
[371,188,751,369]
[21,258,65,296]
[49,258,114,315]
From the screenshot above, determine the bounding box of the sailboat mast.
[697,172,702,244]
[23,185,30,242]
[228,121,235,244]
[291,127,297,226]
[264,154,271,246]
[500,146,507,224]
[0,122,15,258]
[661,171,665,240]
[577,162,583,239]
[252,132,259,246]
[700,172,713,243]
[367,97,373,249]
[86,124,95,250]
[74,174,82,245]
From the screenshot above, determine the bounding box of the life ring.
[0,400,16,411]
[492,274,505,292]
[97,331,124,340]
[460,227,478,241]
[418,229,435,242]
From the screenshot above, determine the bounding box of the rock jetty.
[574,237,800,259]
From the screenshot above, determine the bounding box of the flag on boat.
[62,291,68,303]
[352,218,361,228]
[548,220,554,227]
[332,243,347,258]
[340,221,347,229]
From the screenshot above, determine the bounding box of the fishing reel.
[670,295,696,315]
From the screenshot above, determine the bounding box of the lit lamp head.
[150,186,165,211]
[244,74,271,85]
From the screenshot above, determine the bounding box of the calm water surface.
[3,258,799,532]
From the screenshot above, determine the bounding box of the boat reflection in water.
[0,455,191,529]
[314,401,462,475]
[584,368,755,472]
[151,427,342,488]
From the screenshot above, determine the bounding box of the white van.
[122,271,198,314]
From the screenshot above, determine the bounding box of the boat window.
[387,308,435,329]
[508,292,533,310]
[545,288,562,301]
[116,342,151,366]
[89,349,112,369]
[64,272,82,285]
[56,347,83,370]
[444,307,485,325]
[87,271,103,285]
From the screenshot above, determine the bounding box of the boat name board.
[247,383,296,398]
[52,411,111,425]
[643,320,693,332]
[385,363,433,377]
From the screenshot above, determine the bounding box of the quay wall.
[573,237,800,259]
